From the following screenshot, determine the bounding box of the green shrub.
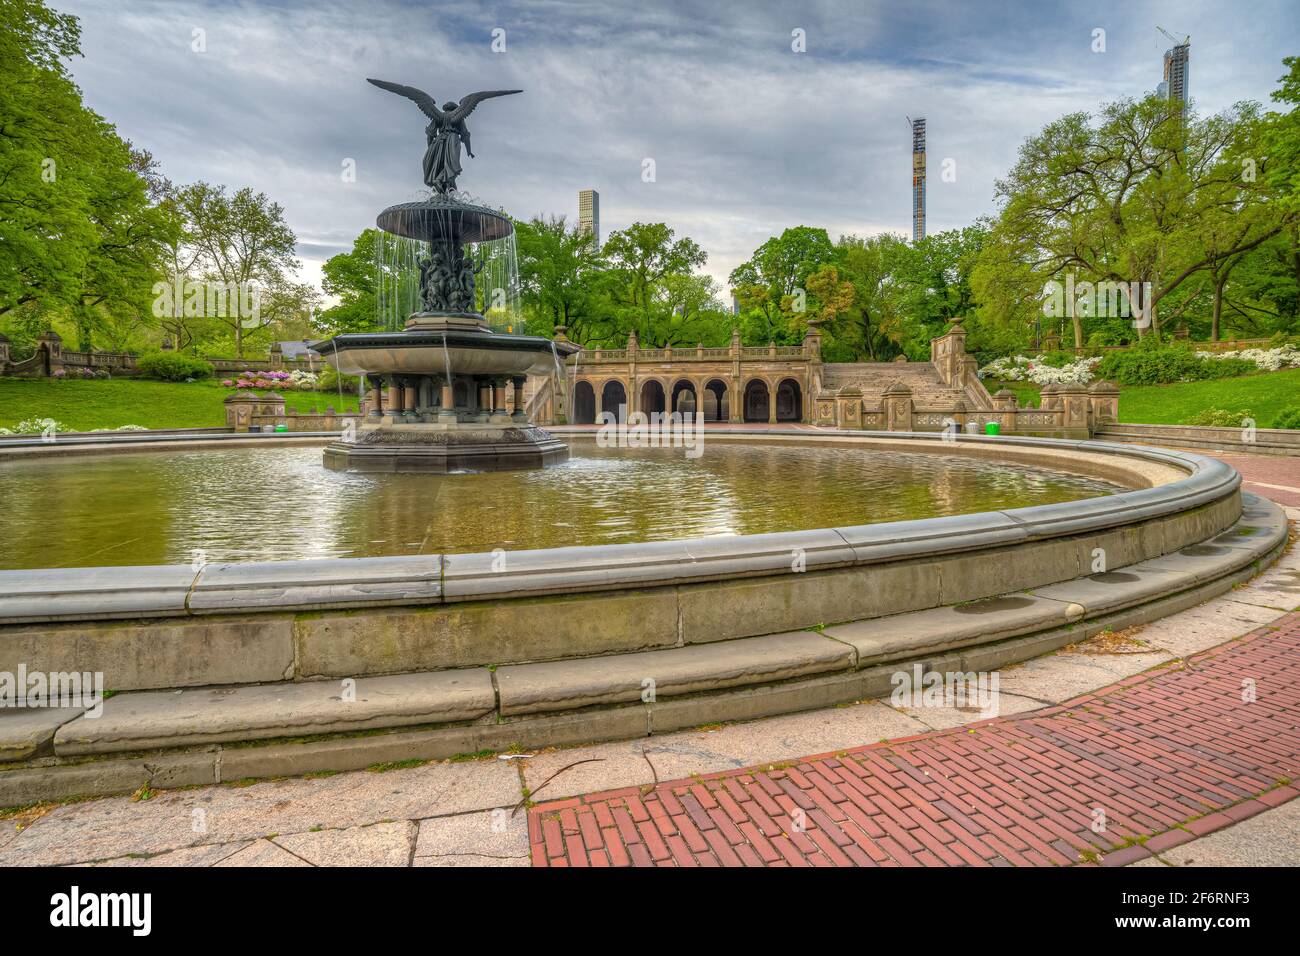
[135,351,214,382]
[1186,407,1255,427]
[316,366,361,393]
[1272,406,1300,430]
[1096,338,1254,386]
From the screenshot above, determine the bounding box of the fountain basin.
[312,327,577,378]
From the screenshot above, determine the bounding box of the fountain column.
[367,378,383,420]
[511,377,527,422]
[439,376,456,423]
[476,380,491,422]
[491,379,508,420]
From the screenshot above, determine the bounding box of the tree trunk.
[1211,276,1224,342]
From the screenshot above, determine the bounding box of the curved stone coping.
[0,431,338,455]
[0,431,1240,624]
[4,494,1285,794]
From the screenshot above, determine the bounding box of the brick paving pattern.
[529,612,1300,866]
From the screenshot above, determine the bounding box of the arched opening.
[572,380,596,424]
[703,379,728,422]
[743,380,770,423]
[640,379,666,416]
[776,378,802,422]
[600,380,628,422]
[671,379,697,417]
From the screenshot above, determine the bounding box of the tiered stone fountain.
[313,79,578,472]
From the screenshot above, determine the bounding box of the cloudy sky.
[58,0,1298,297]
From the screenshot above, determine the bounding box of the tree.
[177,183,299,357]
[602,222,707,340]
[831,234,908,360]
[987,95,1289,346]
[318,228,381,335]
[729,226,836,343]
[515,216,610,345]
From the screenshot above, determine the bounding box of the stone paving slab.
[0,756,519,866]
[413,809,530,867]
[529,611,1300,867]
[518,701,928,802]
[273,821,415,866]
[1130,795,1300,867]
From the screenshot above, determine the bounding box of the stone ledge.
[52,670,496,756]
[495,631,854,716]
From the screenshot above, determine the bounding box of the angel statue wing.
[447,89,523,123]
[366,78,444,120]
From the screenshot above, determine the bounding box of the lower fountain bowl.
[323,422,569,473]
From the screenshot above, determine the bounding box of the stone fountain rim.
[0,430,1241,624]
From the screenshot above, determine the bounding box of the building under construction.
[909,117,926,243]
[1157,31,1190,108]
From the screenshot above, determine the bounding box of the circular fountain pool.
[0,439,1122,569]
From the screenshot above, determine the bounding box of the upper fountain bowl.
[376,198,513,244]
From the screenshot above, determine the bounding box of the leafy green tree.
[602,222,706,341]
[729,226,835,343]
[318,228,381,334]
[515,216,610,345]
[177,182,299,357]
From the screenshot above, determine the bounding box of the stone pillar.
[1057,385,1091,434]
[883,381,913,432]
[366,378,383,420]
[402,378,418,420]
[491,379,507,416]
[835,386,862,430]
[511,377,526,421]
[768,382,778,424]
[440,376,456,422]
[1088,380,1119,427]
[729,328,743,423]
[269,341,283,368]
[991,388,1018,433]
[37,331,63,378]
[477,380,491,421]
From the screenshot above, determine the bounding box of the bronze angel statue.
[367,79,521,195]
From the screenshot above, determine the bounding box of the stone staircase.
[819,362,970,407]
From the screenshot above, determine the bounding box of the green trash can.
[275,424,288,433]
[985,421,1000,436]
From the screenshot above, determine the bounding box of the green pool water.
[0,441,1121,570]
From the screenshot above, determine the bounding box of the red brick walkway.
[528,612,1300,867]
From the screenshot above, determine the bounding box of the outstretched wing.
[449,89,522,123]
[366,78,444,120]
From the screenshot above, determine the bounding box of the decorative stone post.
[37,331,63,377]
[366,378,383,420]
[439,375,457,423]
[491,379,507,418]
[1056,385,1091,435]
[224,393,258,431]
[402,377,418,421]
[991,388,1019,433]
[627,330,639,416]
[269,341,284,368]
[552,325,571,426]
[835,386,862,430]
[1088,380,1119,426]
[883,381,913,432]
[477,380,491,421]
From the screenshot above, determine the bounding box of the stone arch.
[702,378,729,422]
[776,377,803,422]
[600,379,628,421]
[572,380,596,424]
[639,378,667,416]
[671,378,698,416]
[743,378,771,423]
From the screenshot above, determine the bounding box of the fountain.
[312,79,579,472]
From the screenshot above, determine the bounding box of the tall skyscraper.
[1156,31,1190,108]
[578,189,600,249]
[909,117,926,243]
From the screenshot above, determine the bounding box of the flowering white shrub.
[979,355,1100,386]
[13,417,70,434]
[288,369,320,389]
[1195,346,1300,372]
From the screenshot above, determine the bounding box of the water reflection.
[0,440,1121,569]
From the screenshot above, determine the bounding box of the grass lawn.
[985,368,1300,427]
[0,377,359,432]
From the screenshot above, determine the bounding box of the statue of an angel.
[367,79,522,195]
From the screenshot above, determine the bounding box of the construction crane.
[1157,26,1189,48]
